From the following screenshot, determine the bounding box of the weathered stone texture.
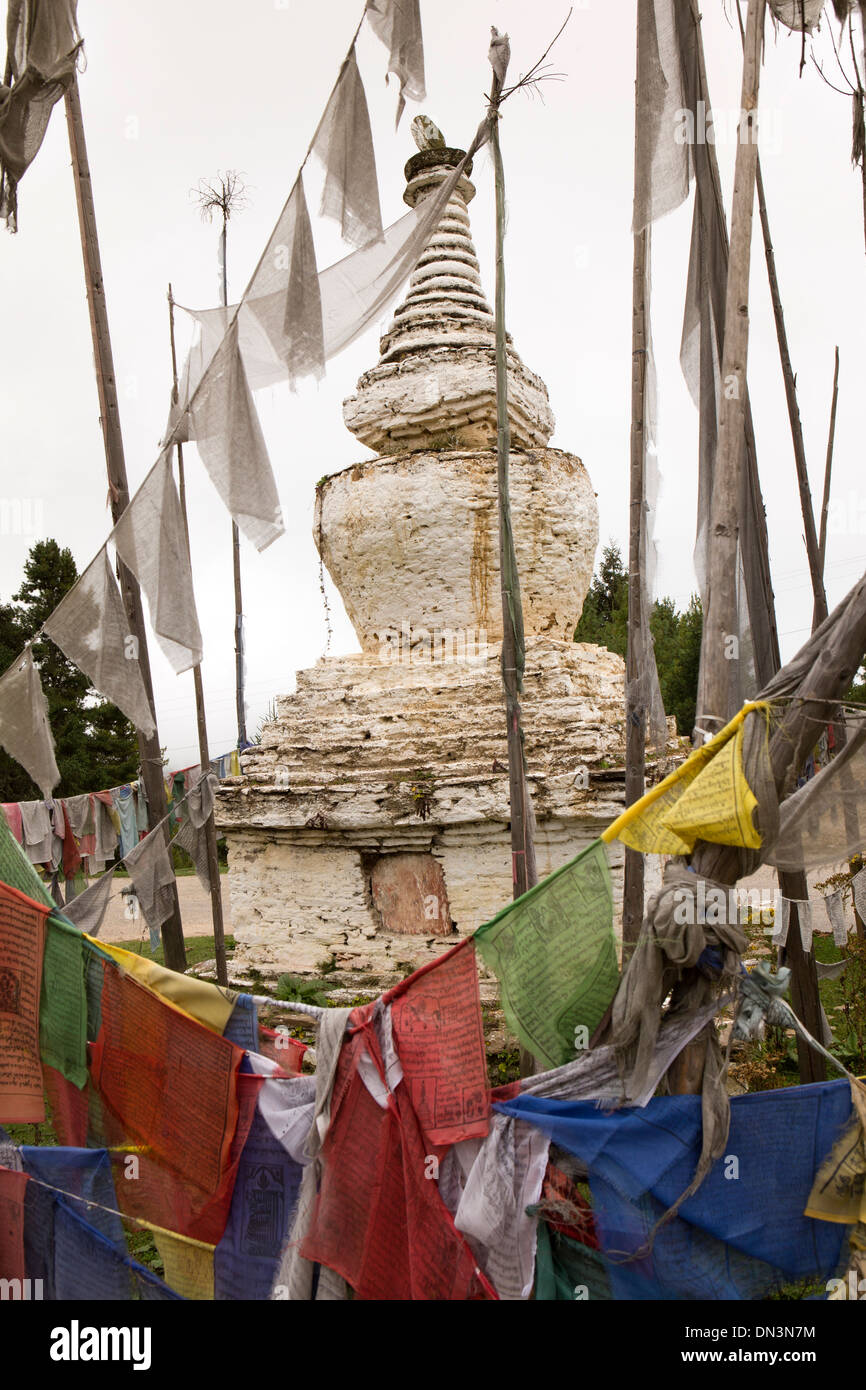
[316,448,598,651]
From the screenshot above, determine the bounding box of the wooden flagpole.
[167,286,229,988]
[489,40,539,1076]
[699,0,766,732]
[63,76,187,972]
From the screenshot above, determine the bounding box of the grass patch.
[116,935,236,969]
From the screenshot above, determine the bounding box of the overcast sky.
[1,0,864,771]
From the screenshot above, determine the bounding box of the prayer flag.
[474,840,617,1070]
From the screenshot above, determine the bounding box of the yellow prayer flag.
[804,1080,866,1227]
[87,938,235,1033]
[148,1224,215,1300]
[601,702,769,856]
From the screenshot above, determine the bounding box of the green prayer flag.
[534,1219,613,1301]
[0,813,54,907]
[39,915,88,1088]
[474,839,618,1069]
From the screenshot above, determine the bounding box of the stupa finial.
[410,115,446,151]
[341,125,555,454]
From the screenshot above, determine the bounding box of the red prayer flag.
[384,937,489,1147]
[0,1167,29,1285]
[302,1016,496,1300]
[88,958,257,1244]
[0,879,49,1123]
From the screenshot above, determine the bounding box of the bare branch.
[497,8,573,105]
[191,169,250,225]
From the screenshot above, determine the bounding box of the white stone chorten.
[217,137,629,986]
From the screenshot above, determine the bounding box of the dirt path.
[101,874,233,943]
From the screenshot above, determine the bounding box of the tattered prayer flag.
[151,1225,215,1300]
[0,648,59,798]
[302,1026,496,1301]
[282,174,325,386]
[602,702,770,856]
[365,0,426,128]
[119,830,176,938]
[186,319,284,553]
[111,451,203,673]
[39,916,87,1088]
[0,880,49,1122]
[92,937,235,1034]
[384,937,489,1147]
[0,1167,29,1284]
[474,841,617,1071]
[805,1079,866,1227]
[44,548,156,737]
[824,890,850,948]
[62,867,116,936]
[0,0,82,230]
[312,48,384,249]
[258,1025,307,1074]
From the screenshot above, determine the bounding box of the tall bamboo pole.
[818,347,840,576]
[222,222,249,752]
[699,0,766,731]
[489,50,538,1076]
[624,223,649,956]
[167,286,229,987]
[755,157,828,627]
[736,1,828,627]
[64,77,187,972]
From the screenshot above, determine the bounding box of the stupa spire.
[342,119,555,455]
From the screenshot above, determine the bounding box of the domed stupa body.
[217,134,630,985]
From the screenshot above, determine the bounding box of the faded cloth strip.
[609,860,748,1216]
[122,828,176,936]
[673,0,778,707]
[111,451,203,673]
[768,0,826,29]
[270,1007,351,1300]
[312,48,383,249]
[824,890,850,947]
[440,1112,550,1300]
[764,716,866,872]
[630,222,668,750]
[0,649,59,797]
[62,866,116,936]
[633,0,690,234]
[242,173,325,391]
[174,772,218,893]
[365,0,426,127]
[20,799,51,860]
[0,0,82,230]
[44,547,156,737]
[185,317,283,552]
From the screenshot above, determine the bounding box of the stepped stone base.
[215,636,673,986]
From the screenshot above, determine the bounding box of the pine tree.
[0,540,140,800]
[575,540,702,736]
